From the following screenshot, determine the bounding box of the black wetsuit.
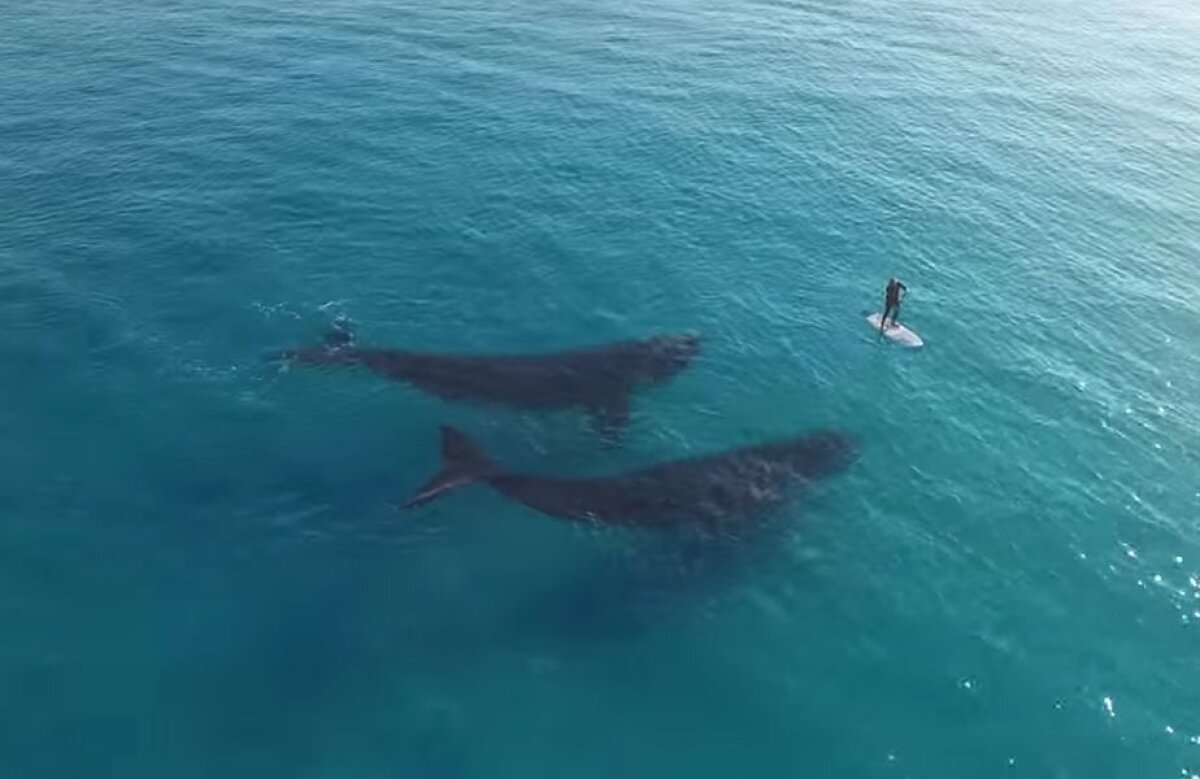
[882,280,906,327]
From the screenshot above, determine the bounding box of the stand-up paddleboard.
[866,313,923,348]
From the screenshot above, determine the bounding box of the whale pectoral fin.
[588,393,631,441]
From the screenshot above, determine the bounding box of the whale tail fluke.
[400,426,498,510]
[322,317,355,349]
[270,319,357,365]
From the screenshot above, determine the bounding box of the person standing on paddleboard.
[881,277,907,332]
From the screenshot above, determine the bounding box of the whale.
[401,425,856,531]
[278,324,700,438]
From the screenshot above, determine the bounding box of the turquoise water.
[3,0,1200,775]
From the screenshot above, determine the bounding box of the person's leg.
[890,303,901,327]
[880,302,892,332]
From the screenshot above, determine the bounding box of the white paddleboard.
[866,313,924,348]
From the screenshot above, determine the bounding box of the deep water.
[3,0,1200,776]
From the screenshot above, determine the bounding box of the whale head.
[787,430,858,479]
[638,332,702,382]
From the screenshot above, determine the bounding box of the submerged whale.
[402,426,856,530]
[279,324,700,437]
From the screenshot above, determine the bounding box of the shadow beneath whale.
[509,528,780,645]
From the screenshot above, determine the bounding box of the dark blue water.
[4,0,1200,775]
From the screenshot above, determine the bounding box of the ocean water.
[3,0,1200,775]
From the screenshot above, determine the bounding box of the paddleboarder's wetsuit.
[882,278,907,330]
